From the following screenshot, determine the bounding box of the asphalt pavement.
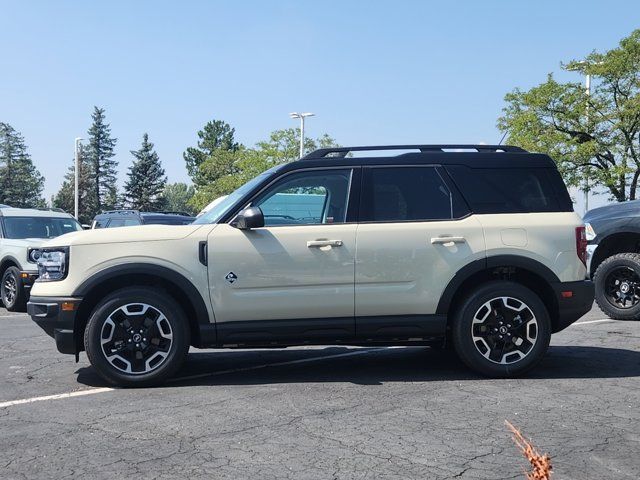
[1,304,639,479]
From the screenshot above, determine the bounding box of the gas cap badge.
[225,272,238,284]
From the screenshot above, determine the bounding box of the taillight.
[576,226,587,267]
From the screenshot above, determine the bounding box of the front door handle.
[430,236,466,245]
[307,239,343,248]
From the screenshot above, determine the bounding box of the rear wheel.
[451,281,551,377]
[84,287,190,387]
[1,267,27,312]
[594,253,640,320]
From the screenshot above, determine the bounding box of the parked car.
[584,200,640,320]
[1,207,82,311]
[28,145,593,387]
[92,210,194,228]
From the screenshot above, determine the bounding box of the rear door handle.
[307,239,343,248]
[430,236,466,245]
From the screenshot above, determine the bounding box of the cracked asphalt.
[1,305,639,479]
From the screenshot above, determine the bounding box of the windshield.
[193,167,279,224]
[3,216,83,239]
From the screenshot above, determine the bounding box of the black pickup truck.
[584,200,640,320]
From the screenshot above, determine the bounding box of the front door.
[207,168,357,345]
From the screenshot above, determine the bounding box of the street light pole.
[74,137,83,220]
[289,112,315,158]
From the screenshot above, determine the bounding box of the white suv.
[28,145,594,386]
[0,207,82,311]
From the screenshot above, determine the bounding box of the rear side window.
[360,166,466,222]
[445,166,573,214]
[107,218,140,228]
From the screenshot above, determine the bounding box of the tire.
[1,267,27,312]
[594,253,640,321]
[451,281,551,378]
[84,287,190,387]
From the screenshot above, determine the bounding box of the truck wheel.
[84,287,190,387]
[594,253,640,320]
[1,267,27,312]
[451,281,551,378]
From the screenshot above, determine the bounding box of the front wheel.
[1,267,27,312]
[84,287,190,387]
[451,281,551,377]
[594,253,640,320]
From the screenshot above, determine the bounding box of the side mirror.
[233,206,264,230]
[81,224,91,230]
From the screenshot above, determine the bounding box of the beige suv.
[28,145,594,387]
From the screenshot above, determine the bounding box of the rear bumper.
[27,296,82,355]
[551,280,595,332]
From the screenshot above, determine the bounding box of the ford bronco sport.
[27,145,594,387]
[0,207,82,311]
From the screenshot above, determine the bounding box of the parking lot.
[1,304,638,479]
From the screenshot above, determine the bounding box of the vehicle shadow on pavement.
[75,344,640,388]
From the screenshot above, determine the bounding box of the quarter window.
[252,169,352,226]
[361,167,457,222]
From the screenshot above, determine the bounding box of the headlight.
[27,248,42,263]
[36,248,69,281]
[585,223,596,241]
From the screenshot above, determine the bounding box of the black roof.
[287,144,555,170]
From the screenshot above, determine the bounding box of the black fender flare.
[73,263,211,325]
[436,255,560,314]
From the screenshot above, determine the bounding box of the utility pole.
[289,112,315,158]
[74,137,83,220]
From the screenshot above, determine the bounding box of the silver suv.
[1,207,82,311]
[27,145,594,386]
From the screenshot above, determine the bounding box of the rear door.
[355,165,486,339]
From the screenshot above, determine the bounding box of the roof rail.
[302,144,527,160]
[99,209,139,215]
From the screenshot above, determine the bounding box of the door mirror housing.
[233,206,265,230]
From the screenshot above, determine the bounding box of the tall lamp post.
[566,61,603,214]
[289,112,314,158]
[74,137,84,220]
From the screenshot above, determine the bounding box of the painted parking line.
[0,348,382,409]
[572,319,614,326]
[0,387,114,409]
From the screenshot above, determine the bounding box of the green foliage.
[53,144,97,223]
[499,29,640,202]
[163,182,196,215]
[86,106,119,211]
[124,133,167,211]
[0,122,45,208]
[189,128,339,212]
[184,119,239,180]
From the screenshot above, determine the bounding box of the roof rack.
[152,211,192,216]
[99,209,139,215]
[302,144,527,160]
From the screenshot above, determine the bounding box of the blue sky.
[1,1,637,209]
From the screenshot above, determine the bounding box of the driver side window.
[253,169,352,227]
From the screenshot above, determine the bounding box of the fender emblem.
[225,272,238,284]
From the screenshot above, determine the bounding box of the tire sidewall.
[1,267,24,311]
[452,281,551,377]
[84,287,190,387]
[594,254,640,320]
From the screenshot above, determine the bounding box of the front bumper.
[551,280,595,332]
[27,296,82,355]
[586,243,598,277]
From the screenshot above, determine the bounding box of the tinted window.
[446,166,572,213]
[107,218,140,228]
[253,169,352,226]
[361,167,456,222]
[3,217,82,239]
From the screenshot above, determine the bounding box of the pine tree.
[124,133,167,211]
[85,107,118,215]
[53,144,97,223]
[183,120,239,181]
[0,122,45,208]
